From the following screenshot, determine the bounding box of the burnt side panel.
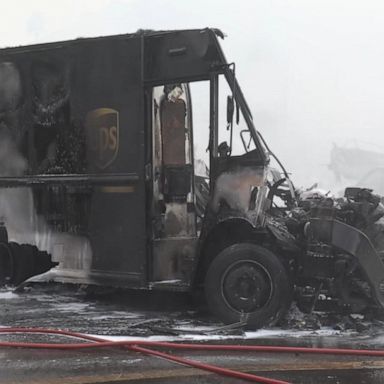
[0,36,147,284]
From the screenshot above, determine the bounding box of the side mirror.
[226,95,234,126]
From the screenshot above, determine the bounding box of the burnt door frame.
[149,83,198,285]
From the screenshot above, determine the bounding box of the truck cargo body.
[0,33,149,286]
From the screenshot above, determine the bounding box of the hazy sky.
[2,0,384,190]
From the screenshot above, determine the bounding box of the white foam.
[88,327,351,343]
[0,291,18,299]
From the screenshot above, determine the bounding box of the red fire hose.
[1,327,384,384]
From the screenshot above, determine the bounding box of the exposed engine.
[285,187,384,313]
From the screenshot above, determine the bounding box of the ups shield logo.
[86,108,119,169]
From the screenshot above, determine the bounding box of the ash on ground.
[1,284,384,340]
[280,303,384,333]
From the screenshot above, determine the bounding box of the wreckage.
[329,143,384,195]
[0,28,384,328]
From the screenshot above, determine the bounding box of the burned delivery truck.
[1,28,384,328]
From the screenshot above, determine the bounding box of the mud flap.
[309,218,384,308]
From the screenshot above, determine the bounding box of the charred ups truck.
[1,28,384,328]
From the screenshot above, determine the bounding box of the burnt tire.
[204,243,292,329]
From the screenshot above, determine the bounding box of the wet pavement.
[1,285,384,383]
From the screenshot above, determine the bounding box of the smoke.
[0,125,92,273]
[0,62,22,114]
[0,125,27,176]
[0,125,36,245]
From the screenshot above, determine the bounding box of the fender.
[200,211,299,253]
[309,218,384,308]
[199,210,261,245]
[194,213,267,286]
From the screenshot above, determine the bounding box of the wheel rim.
[221,260,273,313]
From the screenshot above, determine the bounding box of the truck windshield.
[217,74,260,158]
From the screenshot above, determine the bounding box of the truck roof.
[0,28,224,56]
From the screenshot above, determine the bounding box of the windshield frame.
[221,68,269,162]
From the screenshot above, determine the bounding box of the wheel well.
[194,219,268,287]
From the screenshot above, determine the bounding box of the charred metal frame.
[0,174,138,187]
[209,73,219,180]
[141,28,269,174]
[310,218,384,308]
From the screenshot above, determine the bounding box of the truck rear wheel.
[204,243,292,329]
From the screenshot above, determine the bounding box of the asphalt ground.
[2,285,384,384]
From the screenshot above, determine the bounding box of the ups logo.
[86,108,119,169]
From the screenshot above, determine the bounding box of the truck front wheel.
[204,243,291,329]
